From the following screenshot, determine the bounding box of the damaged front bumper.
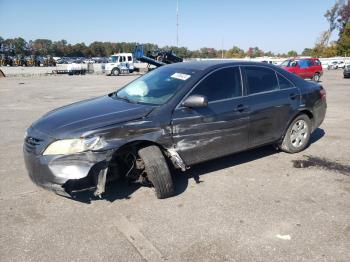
[23,131,113,197]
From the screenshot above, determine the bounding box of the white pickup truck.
[105,53,134,76]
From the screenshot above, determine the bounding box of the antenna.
[176,0,179,47]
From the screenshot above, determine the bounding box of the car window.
[128,56,132,61]
[299,59,312,68]
[314,59,321,66]
[281,60,290,67]
[245,67,279,95]
[189,67,242,102]
[290,61,298,67]
[277,73,294,89]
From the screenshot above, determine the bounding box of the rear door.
[242,66,301,147]
[299,59,313,78]
[171,66,250,165]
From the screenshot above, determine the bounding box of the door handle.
[233,104,249,113]
[289,93,299,100]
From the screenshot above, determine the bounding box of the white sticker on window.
[171,73,191,81]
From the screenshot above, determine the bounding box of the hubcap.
[290,120,308,148]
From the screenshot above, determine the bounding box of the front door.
[171,67,250,165]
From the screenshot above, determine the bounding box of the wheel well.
[108,140,166,169]
[298,110,313,122]
[111,140,165,157]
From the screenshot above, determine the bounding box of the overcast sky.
[0,0,340,53]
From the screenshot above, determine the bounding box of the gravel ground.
[0,70,349,262]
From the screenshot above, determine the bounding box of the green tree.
[287,50,298,57]
[32,39,53,56]
[247,47,263,58]
[301,48,313,56]
[226,46,245,58]
[337,22,350,56]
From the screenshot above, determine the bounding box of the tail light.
[320,87,326,100]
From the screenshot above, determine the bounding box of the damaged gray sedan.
[23,61,326,199]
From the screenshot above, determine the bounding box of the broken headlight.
[43,137,100,156]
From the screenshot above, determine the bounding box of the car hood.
[31,95,154,138]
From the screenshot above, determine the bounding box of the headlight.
[43,137,100,156]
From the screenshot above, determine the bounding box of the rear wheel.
[312,72,321,82]
[279,114,311,153]
[138,146,175,199]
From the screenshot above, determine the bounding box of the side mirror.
[182,95,208,108]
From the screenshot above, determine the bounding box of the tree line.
[0,37,299,59]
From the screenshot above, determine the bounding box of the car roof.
[165,60,316,89]
[164,60,278,71]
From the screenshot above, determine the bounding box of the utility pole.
[221,37,224,59]
[176,0,179,47]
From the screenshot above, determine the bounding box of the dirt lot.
[0,70,349,262]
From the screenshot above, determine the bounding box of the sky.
[0,0,341,54]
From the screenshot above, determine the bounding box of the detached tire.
[138,146,175,199]
[279,114,311,153]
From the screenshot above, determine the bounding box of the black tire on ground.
[279,114,312,154]
[138,146,175,199]
[112,68,120,76]
[312,72,321,82]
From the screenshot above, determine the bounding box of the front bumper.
[24,150,110,193]
[23,128,112,196]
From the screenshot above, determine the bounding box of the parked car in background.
[344,64,350,78]
[328,61,339,70]
[23,61,327,199]
[337,61,345,69]
[84,58,95,64]
[280,58,323,82]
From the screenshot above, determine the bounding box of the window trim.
[242,65,282,96]
[276,72,295,90]
[176,65,244,109]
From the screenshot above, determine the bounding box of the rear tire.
[279,114,311,154]
[312,72,321,82]
[138,146,175,199]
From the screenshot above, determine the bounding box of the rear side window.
[245,67,279,95]
[277,73,294,89]
[128,56,132,61]
[313,59,321,66]
[190,67,242,102]
[299,59,312,68]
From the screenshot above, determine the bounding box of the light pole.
[176,0,179,47]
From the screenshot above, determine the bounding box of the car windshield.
[109,56,119,63]
[281,60,290,67]
[114,66,196,105]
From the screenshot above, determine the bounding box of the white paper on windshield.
[171,73,191,81]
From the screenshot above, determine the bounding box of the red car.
[281,58,323,82]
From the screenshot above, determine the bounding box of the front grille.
[24,136,43,153]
